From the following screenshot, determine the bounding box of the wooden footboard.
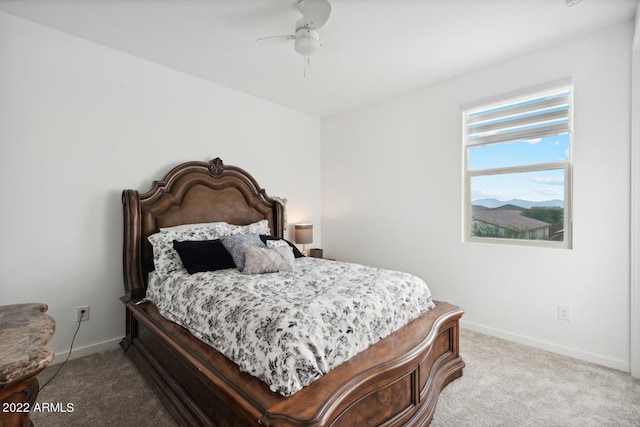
[120,300,464,427]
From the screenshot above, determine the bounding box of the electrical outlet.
[558,304,571,321]
[76,305,89,322]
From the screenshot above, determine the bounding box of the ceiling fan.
[257,0,332,58]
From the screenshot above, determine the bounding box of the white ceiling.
[0,0,637,117]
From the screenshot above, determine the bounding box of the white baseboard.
[50,337,123,365]
[460,319,630,373]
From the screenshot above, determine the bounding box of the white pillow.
[159,221,227,232]
[225,219,271,236]
[159,219,270,235]
[266,239,291,250]
[148,225,230,278]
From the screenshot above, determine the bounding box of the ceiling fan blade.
[256,34,296,43]
[301,0,331,29]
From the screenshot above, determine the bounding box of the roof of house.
[472,205,551,231]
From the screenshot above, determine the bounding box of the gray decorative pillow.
[242,246,295,274]
[219,233,265,271]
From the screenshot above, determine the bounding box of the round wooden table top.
[0,303,55,388]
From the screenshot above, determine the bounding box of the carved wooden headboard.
[122,158,284,300]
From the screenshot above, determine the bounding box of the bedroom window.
[462,81,573,248]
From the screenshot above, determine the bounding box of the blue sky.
[468,133,569,202]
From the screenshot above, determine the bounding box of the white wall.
[0,11,322,360]
[322,21,634,371]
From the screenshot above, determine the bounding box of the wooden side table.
[0,303,55,427]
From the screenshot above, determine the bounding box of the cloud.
[531,176,564,185]
[536,187,563,197]
[471,189,508,200]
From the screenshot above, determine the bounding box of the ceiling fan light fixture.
[294,28,320,56]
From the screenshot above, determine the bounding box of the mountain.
[472,198,564,209]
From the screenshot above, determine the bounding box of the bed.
[121,157,464,426]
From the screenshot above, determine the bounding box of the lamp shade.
[294,224,313,244]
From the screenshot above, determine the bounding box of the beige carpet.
[32,329,640,426]
[431,330,640,427]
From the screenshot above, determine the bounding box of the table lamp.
[294,224,313,256]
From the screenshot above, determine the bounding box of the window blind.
[465,88,571,146]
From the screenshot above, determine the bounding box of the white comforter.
[146,257,435,396]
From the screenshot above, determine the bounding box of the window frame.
[462,80,573,249]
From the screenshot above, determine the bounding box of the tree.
[521,207,563,225]
[472,221,529,239]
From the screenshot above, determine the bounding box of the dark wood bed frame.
[121,158,464,426]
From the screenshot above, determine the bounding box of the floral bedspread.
[146,257,435,396]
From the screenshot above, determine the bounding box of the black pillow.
[259,235,305,258]
[173,240,236,274]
